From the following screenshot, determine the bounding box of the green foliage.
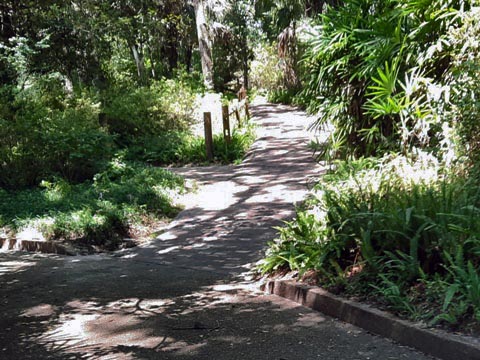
[267,88,301,105]
[261,211,323,274]
[0,67,204,189]
[210,0,257,91]
[128,123,255,166]
[250,42,284,92]
[257,36,305,104]
[0,0,263,251]
[301,0,476,159]
[1,1,198,87]
[261,154,480,326]
[254,0,307,40]
[0,158,185,247]
[0,76,113,189]
[102,76,198,145]
[441,7,480,163]
[438,249,480,323]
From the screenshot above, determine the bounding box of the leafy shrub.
[250,42,284,93]
[102,86,160,143]
[152,78,198,131]
[128,123,255,165]
[261,154,480,327]
[301,0,469,159]
[102,77,198,145]
[441,7,480,163]
[0,75,113,189]
[267,88,300,105]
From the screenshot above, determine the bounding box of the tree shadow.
[0,102,428,359]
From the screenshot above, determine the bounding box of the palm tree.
[258,0,306,89]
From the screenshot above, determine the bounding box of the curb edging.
[0,238,73,255]
[262,280,480,360]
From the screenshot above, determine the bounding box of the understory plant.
[0,156,185,249]
[301,0,477,160]
[257,0,480,335]
[127,120,255,165]
[0,76,113,189]
[261,154,480,329]
[102,76,199,146]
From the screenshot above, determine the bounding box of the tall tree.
[193,0,214,89]
[226,0,255,90]
[254,0,307,89]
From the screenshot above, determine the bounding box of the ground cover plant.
[261,155,480,332]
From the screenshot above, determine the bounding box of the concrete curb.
[0,238,72,255]
[263,280,480,360]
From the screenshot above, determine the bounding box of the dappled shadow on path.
[121,102,323,276]
[0,102,430,360]
[0,256,427,360]
[127,137,324,276]
[0,255,429,360]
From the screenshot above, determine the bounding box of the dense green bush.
[261,155,480,328]
[0,68,205,189]
[0,76,113,189]
[128,124,255,165]
[300,0,476,159]
[102,76,198,145]
[261,1,480,332]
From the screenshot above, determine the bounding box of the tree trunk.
[291,20,300,88]
[131,43,147,85]
[185,45,193,72]
[193,0,213,90]
[243,50,249,90]
[167,41,178,75]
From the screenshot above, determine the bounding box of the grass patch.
[260,154,480,334]
[0,157,185,250]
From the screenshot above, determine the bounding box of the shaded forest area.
[2,0,480,336]
[0,0,268,249]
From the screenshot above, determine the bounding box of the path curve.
[0,100,434,359]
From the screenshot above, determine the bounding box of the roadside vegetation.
[259,0,480,334]
[3,0,480,334]
[0,1,255,250]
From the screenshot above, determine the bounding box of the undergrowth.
[0,157,185,250]
[0,116,254,249]
[127,124,255,166]
[260,154,480,333]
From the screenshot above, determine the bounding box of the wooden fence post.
[222,104,231,144]
[204,112,214,161]
[245,99,250,119]
[235,107,241,127]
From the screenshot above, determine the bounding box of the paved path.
[0,101,434,359]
